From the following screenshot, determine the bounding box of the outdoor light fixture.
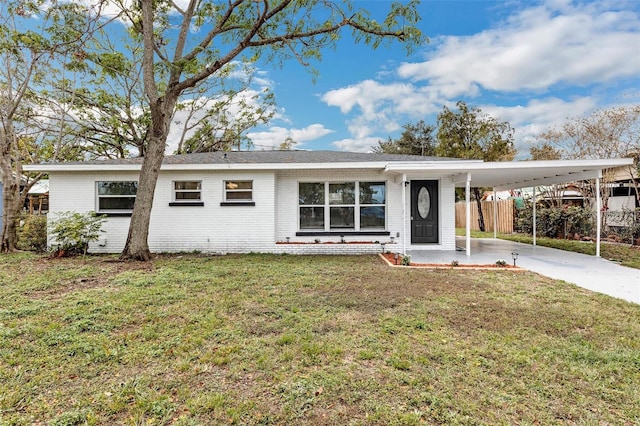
[381,243,386,253]
[390,236,395,243]
[286,237,290,243]
[511,252,519,266]
[394,253,399,265]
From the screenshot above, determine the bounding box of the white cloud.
[321,80,443,145]
[332,137,382,153]
[247,124,334,150]
[398,1,640,95]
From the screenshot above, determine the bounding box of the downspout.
[402,173,407,256]
[596,175,601,257]
[533,186,537,247]
[466,173,471,256]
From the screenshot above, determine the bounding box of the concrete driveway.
[408,238,640,305]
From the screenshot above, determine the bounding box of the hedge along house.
[23,151,633,256]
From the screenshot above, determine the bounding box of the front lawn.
[0,253,639,425]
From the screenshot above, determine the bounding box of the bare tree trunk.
[473,187,486,232]
[120,99,175,261]
[1,176,21,252]
[1,123,20,252]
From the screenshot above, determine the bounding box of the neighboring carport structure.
[386,158,635,256]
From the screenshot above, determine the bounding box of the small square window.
[97,181,137,214]
[173,181,202,201]
[224,180,253,201]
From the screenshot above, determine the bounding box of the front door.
[411,180,438,244]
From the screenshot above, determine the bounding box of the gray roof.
[60,150,468,166]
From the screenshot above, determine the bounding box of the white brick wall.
[49,170,276,254]
[48,167,457,254]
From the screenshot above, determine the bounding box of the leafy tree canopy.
[435,101,516,161]
[372,120,436,156]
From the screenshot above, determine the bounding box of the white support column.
[466,173,471,256]
[596,176,601,257]
[533,186,537,247]
[493,187,498,239]
[402,173,407,255]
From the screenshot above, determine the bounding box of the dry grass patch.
[0,253,638,425]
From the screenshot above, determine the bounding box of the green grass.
[1,253,639,425]
[456,228,640,269]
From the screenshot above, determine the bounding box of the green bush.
[516,204,594,238]
[48,211,106,256]
[17,214,48,252]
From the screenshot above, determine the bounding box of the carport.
[386,158,634,257]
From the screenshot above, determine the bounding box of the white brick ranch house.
[23,151,632,255]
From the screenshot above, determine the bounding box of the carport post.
[402,173,407,256]
[596,176,601,257]
[533,187,537,247]
[466,173,471,256]
[493,187,497,239]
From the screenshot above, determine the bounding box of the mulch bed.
[380,253,523,270]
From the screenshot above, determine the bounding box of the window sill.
[169,202,205,207]
[296,231,389,236]
[220,202,255,206]
[99,212,132,217]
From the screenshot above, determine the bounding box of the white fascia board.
[493,170,603,191]
[23,157,633,174]
[160,161,392,171]
[23,161,393,173]
[474,158,633,170]
[385,158,632,173]
[384,160,482,173]
[23,164,142,172]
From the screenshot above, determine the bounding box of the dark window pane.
[360,182,385,204]
[300,207,324,229]
[299,183,324,205]
[360,206,385,228]
[98,181,138,196]
[329,183,355,204]
[99,197,135,210]
[226,191,252,200]
[330,207,354,228]
[175,181,201,190]
[176,192,201,200]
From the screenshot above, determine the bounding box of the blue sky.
[238,0,640,158]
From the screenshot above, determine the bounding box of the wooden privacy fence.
[455,199,515,233]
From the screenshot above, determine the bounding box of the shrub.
[516,204,594,238]
[401,255,411,266]
[48,211,106,256]
[17,214,48,252]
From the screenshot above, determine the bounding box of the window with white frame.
[97,181,137,214]
[224,180,253,202]
[173,181,202,202]
[298,181,386,230]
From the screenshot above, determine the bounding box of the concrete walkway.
[408,238,640,305]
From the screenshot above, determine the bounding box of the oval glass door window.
[417,187,430,219]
